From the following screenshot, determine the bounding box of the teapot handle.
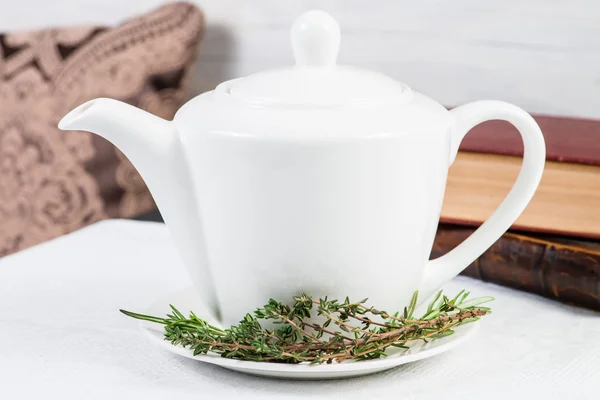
[418,100,546,298]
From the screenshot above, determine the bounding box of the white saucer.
[140,288,480,380]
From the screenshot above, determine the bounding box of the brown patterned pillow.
[0,2,204,257]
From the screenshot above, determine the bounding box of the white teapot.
[59,10,545,325]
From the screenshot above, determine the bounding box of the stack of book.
[432,114,600,310]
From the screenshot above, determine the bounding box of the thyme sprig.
[121,289,492,364]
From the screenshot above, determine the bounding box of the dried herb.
[121,289,492,364]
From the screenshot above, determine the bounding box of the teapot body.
[59,10,545,326]
[178,93,453,325]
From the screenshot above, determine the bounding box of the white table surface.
[0,220,599,399]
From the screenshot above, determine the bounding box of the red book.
[441,113,600,239]
[460,114,600,165]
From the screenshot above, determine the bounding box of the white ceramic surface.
[58,10,546,326]
[141,287,480,380]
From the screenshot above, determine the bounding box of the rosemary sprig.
[121,290,492,364]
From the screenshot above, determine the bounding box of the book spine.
[432,227,600,310]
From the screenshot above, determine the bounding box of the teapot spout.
[58,98,173,152]
[59,98,218,315]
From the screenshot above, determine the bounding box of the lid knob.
[291,10,340,67]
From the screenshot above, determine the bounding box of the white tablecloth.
[0,220,599,399]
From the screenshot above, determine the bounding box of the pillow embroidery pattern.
[0,3,204,256]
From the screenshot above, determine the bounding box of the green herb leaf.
[121,289,491,364]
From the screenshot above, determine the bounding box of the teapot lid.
[222,10,413,107]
